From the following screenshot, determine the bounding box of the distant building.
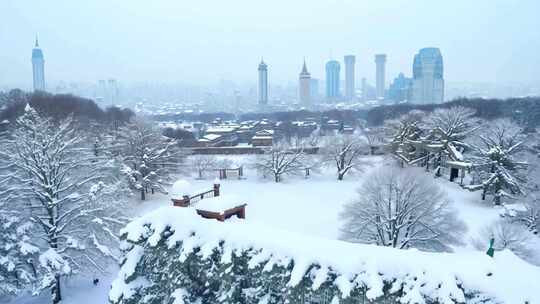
[108,79,119,104]
[299,60,311,104]
[31,37,46,92]
[361,77,367,101]
[375,54,386,100]
[258,59,268,105]
[388,73,412,103]
[325,60,340,100]
[310,78,319,100]
[344,55,356,101]
[411,48,444,104]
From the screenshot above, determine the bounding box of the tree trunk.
[52,274,62,304]
[338,173,344,181]
[141,189,146,200]
[274,174,280,183]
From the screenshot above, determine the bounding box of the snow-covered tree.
[340,167,464,251]
[385,111,426,165]
[189,155,217,179]
[465,119,528,205]
[254,141,305,182]
[321,133,369,180]
[423,106,479,175]
[0,106,127,303]
[117,117,183,200]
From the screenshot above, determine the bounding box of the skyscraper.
[299,59,311,104]
[310,78,319,100]
[31,37,45,92]
[411,48,444,104]
[258,59,268,106]
[388,73,412,103]
[344,55,355,101]
[325,60,340,100]
[375,54,386,100]
[361,77,367,101]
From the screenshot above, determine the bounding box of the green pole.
[486,238,495,258]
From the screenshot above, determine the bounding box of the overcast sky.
[1,0,539,88]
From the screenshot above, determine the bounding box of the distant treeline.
[0,89,134,126]
[153,109,369,126]
[152,97,540,130]
[365,97,540,128]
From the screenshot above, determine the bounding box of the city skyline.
[1,0,539,88]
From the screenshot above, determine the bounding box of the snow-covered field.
[7,155,538,303]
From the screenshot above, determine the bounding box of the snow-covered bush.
[340,167,465,252]
[110,206,540,304]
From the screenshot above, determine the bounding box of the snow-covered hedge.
[110,207,540,304]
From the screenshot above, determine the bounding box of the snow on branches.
[0,105,127,303]
[254,140,305,182]
[340,167,465,251]
[465,119,528,205]
[321,133,369,180]
[116,117,184,200]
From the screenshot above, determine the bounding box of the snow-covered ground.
[7,155,539,303]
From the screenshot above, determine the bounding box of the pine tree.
[465,119,528,205]
[116,118,183,200]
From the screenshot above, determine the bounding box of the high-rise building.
[361,77,367,101]
[411,48,444,104]
[299,60,311,104]
[31,37,46,92]
[325,60,340,100]
[375,54,386,100]
[108,79,119,104]
[310,78,319,100]
[388,73,412,103]
[344,55,355,101]
[258,59,268,105]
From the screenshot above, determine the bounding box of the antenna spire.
[35,35,39,48]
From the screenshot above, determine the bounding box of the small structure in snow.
[195,195,247,222]
[214,165,244,179]
[170,180,220,207]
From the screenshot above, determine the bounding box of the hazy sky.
[1,0,539,88]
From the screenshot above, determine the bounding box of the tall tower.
[344,55,356,101]
[375,54,386,100]
[325,60,340,100]
[299,59,311,104]
[411,48,444,104]
[258,59,268,106]
[32,37,46,92]
[361,77,367,101]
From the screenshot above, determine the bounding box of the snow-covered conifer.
[0,106,127,303]
[117,117,183,200]
[465,119,527,205]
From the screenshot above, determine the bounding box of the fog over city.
[1,0,539,88]
[2,2,540,304]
